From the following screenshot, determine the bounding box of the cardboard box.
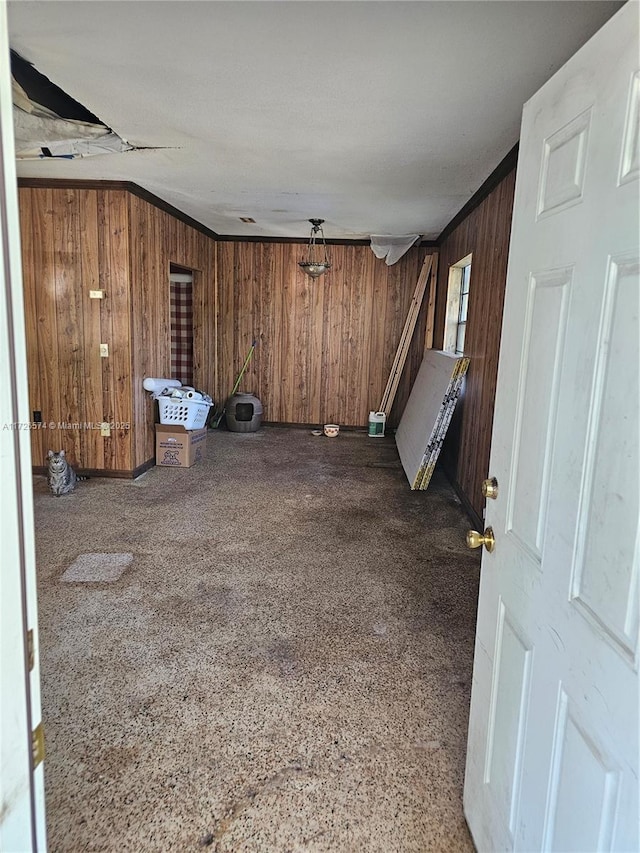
[155,424,207,468]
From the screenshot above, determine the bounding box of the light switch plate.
[100,422,111,437]
[99,343,109,357]
[89,290,105,299]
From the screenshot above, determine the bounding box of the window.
[444,254,472,355]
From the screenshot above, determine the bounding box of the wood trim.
[217,234,369,245]
[442,466,483,531]
[19,145,520,252]
[18,178,129,191]
[17,178,439,248]
[437,143,519,244]
[18,178,221,242]
[132,458,156,478]
[261,421,369,431]
[217,234,439,247]
[32,460,154,479]
[424,253,439,350]
[379,254,433,416]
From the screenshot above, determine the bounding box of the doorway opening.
[169,265,194,387]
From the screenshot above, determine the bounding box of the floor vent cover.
[61,552,133,583]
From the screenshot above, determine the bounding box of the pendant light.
[298,218,331,279]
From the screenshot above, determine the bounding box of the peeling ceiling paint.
[11,50,131,159]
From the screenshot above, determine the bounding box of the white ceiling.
[8,1,621,239]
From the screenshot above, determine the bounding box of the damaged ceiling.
[7,1,621,239]
[12,77,132,161]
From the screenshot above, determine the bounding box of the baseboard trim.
[441,467,483,530]
[132,458,156,478]
[33,460,155,480]
[260,420,367,432]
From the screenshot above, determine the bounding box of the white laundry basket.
[158,396,211,430]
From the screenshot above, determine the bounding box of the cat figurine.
[47,449,82,496]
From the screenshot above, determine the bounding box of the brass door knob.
[482,477,499,500]
[466,527,495,553]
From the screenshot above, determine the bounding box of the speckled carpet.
[33,427,479,852]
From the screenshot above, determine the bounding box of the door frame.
[0,0,46,847]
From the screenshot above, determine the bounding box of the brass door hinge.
[27,629,34,671]
[32,723,45,768]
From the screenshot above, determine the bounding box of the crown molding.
[437,143,519,244]
[18,177,221,241]
[17,178,439,248]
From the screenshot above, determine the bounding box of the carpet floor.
[33,427,480,852]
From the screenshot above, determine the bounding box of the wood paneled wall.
[20,181,433,475]
[20,187,133,473]
[129,195,216,469]
[216,243,435,428]
[434,166,517,522]
[21,173,514,500]
[19,186,217,474]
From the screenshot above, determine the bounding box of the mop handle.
[231,339,257,396]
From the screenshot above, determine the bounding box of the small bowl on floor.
[311,429,323,436]
[323,424,339,438]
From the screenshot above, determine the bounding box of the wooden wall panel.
[216,241,236,410]
[19,188,131,472]
[367,253,388,412]
[79,190,103,470]
[215,242,434,428]
[128,195,217,468]
[128,193,147,469]
[306,246,321,420]
[434,167,517,521]
[279,250,296,420]
[52,189,84,465]
[20,180,435,473]
[129,193,154,468]
[20,185,217,474]
[19,188,133,473]
[34,189,61,462]
[100,191,132,471]
[259,242,283,420]
[322,246,347,425]
[97,192,115,469]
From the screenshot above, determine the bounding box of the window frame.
[443,253,472,355]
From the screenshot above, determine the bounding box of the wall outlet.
[100,422,111,437]
[89,290,105,299]
[99,343,109,357]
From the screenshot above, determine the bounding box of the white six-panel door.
[464,3,639,851]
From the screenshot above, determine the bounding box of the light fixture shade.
[299,261,331,278]
[299,218,331,279]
